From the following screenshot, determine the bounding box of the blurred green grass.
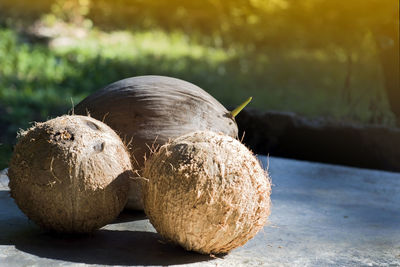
[0,26,395,169]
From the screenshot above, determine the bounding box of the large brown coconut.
[8,115,132,233]
[74,75,238,210]
[143,131,271,254]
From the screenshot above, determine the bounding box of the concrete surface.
[0,156,399,266]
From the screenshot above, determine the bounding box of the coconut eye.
[87,121,100,131]
[93,142,105,152]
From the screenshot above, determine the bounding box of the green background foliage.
[0,0,398,169]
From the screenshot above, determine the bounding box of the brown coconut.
[8,115,132,233]
[143,131,271,254]
[74,75,238,210]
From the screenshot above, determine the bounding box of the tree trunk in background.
[374,16,400,126]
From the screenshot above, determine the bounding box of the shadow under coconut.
[0,189,213,266]
[3,227,213,266]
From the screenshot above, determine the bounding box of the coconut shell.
[8,115,132,233]
[143,131,271,254]
[74,75,238,210]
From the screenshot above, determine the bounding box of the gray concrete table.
[1,156,399,266]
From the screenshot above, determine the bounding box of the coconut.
[143,131,271,254]
[8,115,132,233]
[74,75,239,210]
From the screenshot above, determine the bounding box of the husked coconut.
[143,131,271,254]
[74,75,239,210]
[8,115,132,233]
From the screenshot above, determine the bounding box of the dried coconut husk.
[74,75,239,210]
[143,131,271,254]
[8,115,132,233]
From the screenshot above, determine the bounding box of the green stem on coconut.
[231,97,253,118]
